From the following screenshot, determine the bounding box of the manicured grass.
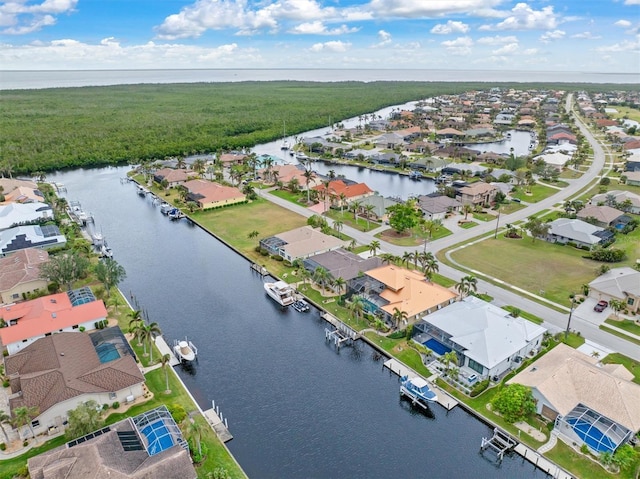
[324,209,381,232]
[459,220,478,229]
[605,318,640,336]
[610,224,640,269]
[559,169,584,179]
[363,332,432,377]
[497,202,527,214]
[501,306,545,325]
[561,332,585,349]
[0,436,69,479]
[376,224,452,246]
[431,273,457,288]
[601,352,640,384]
[545,440,627,479]
[450,235,600,307]
[472,212,495,222]
[600,325,640,346]
[511,183,559,203]
[610,105,640,123]
[269,188,306,205]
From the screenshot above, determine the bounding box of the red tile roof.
[313,180,373,198]
[0,293,107,345]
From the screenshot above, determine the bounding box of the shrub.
[0,443,6,451]
[167,403,187,424]
[23,440,29,447]
[112,401,120,409]
[470,379,490,397]
[490,383,536,423]
[259,248,269,256]
[599,177,611,185]
[587,247,626,263]
[79,326,85,332]
[580,444,590,454]
[3,380,10,388]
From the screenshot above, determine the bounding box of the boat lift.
[480,428,517,463]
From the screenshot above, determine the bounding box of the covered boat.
[400,375,438,405]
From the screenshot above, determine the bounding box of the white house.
[589,267,640,314]
[0,224,67,256]
[0,202,53,231]
[413,296,546,380]
[545,218,614,249]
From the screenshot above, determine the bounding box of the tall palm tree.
[0,410,11,444]
[364,204,376,228]
[348,296,366,324]
[391,307,409,329]
[442,351,458,374]
[312,267,332,292]
[160,353,172,394]
[333,277,346,297]
[350,200,362,221]
[422,257,439,281]
[248,230,260,246]
[462,203,473,220]
[138,322,162,362]
[333,220,344,238]
[303,169,315,203]
[402,251,414,268]
[368,240,380,256]
[12,405,39,442]
[339,193,347,213]
[188,419,204,458]
[380,253,396,265]
[455,275,478,298]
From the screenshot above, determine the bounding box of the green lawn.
[545,440,637,479]
[450,235,600,307]
[601,352,640,384]
[472,212,495,222]
[511,183,559,203]
[600,325,640,346]
[363,332,432,377]
[376,224,452,246]
[324,209,381,232]
[269,188,307,205]
[610,105,640,123]
[605,318,640,336]
[501,306,544,325]
[498,202,527,214]
[459,221,478,229]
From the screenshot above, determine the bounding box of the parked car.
[594,300,608,312]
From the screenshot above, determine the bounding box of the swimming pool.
[95,342,121,363]
[567,418,617,453]
[423,338,452,356]
[141,420,175,456]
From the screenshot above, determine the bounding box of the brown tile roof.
[183,179,245,204]
[5,332,143,416]
[313,180,373,199]
[0,248,49,292]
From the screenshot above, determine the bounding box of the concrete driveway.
[574,297,611,326]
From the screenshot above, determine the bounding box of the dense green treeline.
[1,80,637,174]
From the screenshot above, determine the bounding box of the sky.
[0,0,638,72]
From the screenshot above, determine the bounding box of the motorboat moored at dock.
[264,280,295,306]
[400,375,438,407]
[173,338,198,362]
[292,299,310,312]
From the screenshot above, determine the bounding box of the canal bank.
[128,176,573,478]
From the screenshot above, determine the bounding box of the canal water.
[49,166,537,479]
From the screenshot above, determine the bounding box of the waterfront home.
[508,343,640,454]
[260,225,346,262]
[263,164,321,190]
[625,171,640,186]
[416,194,462,221]
[153,167,197,188]
[545,218,614,249]
[217,152,247,167]
[413,296,546,380]
[0,249,49,304]
[303,248,383,285]
[0,224,67,256]
[351,194,400,222]
[456,183,498,207]
[435,127,464,139]
[0,202,53,231]
[440,163,486,177]
[0,178,45,204]
[590,190,640,214]
[375,132,406,149]
[351,265,457,326]
[588,267,640,314]
[313,180,374,207]
[28,406,195,479]
[409,156,447,171]
[548,132,577,145]
[4,331,144,441]
[0,287,107,354]
[576,204,625,228]
[183,179,246,209]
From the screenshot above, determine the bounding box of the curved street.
[261,93,640,361]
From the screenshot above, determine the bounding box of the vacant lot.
[450,235,600,306]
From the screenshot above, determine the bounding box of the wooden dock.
[203,404,233,443]
[480,428,517,462]
[513,444,574,479]
[250,263,268,275]
[154,336,181,366]
[384,358,458,411]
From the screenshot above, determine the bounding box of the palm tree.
[128,311,144,346]
[455,275,478,298]
[94,258,127,298]
[348,296,366,324]
[609,299,625,318]
[188,419,204,458]
[333,220,344,239]
[160,353,172,394]
[192,159,206,177]
[402,251,413,268]
[12,405,39,442]
[247,230,260,246]
[442,351,458,375]
[333,277,346,297]
[422,257,439,281]
[462,203,473,220]
[176,157,187,169]
[368,240,380,256]
[380,253,396,265]
[138,322,162,362]
[350,200,362,222]
[0,410,11,444]
[303,168,315,204]
[339,193,347,213]
[312,267,332,292]
[364,204,376,228]
[391,307,409,329]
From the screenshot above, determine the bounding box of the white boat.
[296,152,310,161]
[173,338,197,362]
[292,299,310,312]
[400,375,438,406]
[160,202,172,214]
[91,231,104,246]
[264,280,295,306]
[280,121,290,150]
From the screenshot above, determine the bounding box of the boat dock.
[321,312,359,349]
[480,428,517,463]
[250,263,268,275]
[203,401,233,443]
[153,336,181,367]
[383,358,458,411]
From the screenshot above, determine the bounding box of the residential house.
[508,344,640,454]
[217,153,247,167]
[545,218,614,249]
[5,331,144,440]
[28,406,195,479]
[375,132,406,149]
[0,202,53,231]
[625,171,640,186]
[266,164,321,190]
[0,225,67,256]
[183,179,246,209]
[416,194,462,220]
[0,249,49,304]
[588,267,640,314]
[435,128,464,139]
[0,179,45,204]
[351,265,457,326]
[408,156,448,172]
[456,183,498,207]
[313,180,374,208]
[548,132,577,145]
[0,287,108,354]
[413,296,546,380]
[352,195,400,222]
[260,226,346,262]
[576,205,625,228]
[590,190,640,214]
[302,248,384,285]
[534,151,572,169]
[153,168,196,188]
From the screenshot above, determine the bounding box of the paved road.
[261,93,640,361]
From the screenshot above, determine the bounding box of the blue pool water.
[142,420,175,456]
[362,298,379,313]
[95,343,121,363]
[423,338,452,356]
[567,418,617,453]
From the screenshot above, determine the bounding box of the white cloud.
[540,29,565,42]
[480,3,558,31]
[571,32,601,39]
[375,30,392,46]
[614,20,632,28]
[492,42,519,55]
[597,39,640,52]
[522,48,538,55]
[441,36,473,55]
[310,40,350,52]
[289,21,358,35]
[624,0,640,4]
[365,0,502,18]
[0,0,77,35]
[477,35,518,44]
[430,20,469,35]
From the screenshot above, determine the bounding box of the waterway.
[48,166,537,478]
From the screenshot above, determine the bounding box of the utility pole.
[494,207,501,239]
[565,294,576,340]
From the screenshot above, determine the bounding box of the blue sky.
[0,0,638,72]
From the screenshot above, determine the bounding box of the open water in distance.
[49,166,537,479]
[1,68,636,90]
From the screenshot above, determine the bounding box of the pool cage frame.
[132,405,189,456]
[89,326,137,362]
[555,403,632,454]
